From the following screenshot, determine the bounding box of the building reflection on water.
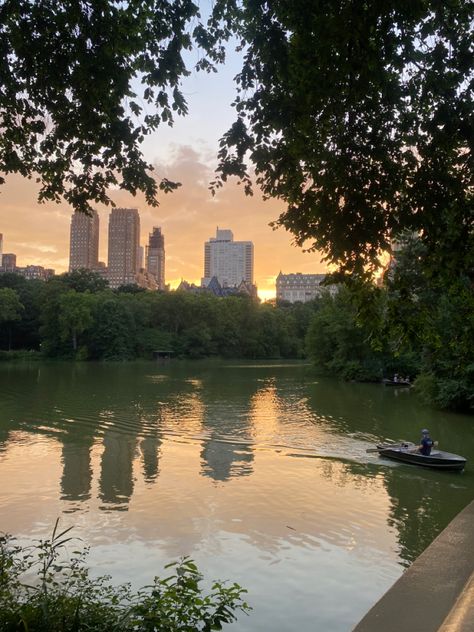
[200,440,253,481]
[140,432,161,484]
[61,442,93,501]
[0,364,259,508]
[99,432,137,508]
[199,375,257,481]
[0,363,473,566]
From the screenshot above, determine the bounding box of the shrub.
[0,521,250,631]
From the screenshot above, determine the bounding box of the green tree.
[39,277,72,356]
[58,291,95,354]
[385,234,474,412]
[0,287,24,350]
[89,297,136,360]
[306,289,384,381]
[60,269,109,293]
[0,274,42,350]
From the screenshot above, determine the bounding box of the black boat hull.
[382,380,411,387]
[377,445,466,471]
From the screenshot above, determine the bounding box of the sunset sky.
[0,46,326,301]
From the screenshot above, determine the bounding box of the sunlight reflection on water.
[0,361,473,631]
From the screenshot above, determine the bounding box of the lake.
[0,361,473,631]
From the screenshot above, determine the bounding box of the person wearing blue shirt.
[418,429,436,455]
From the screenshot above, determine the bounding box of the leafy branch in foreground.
[0,520,250,631]
[214,1,473,282]
[0,0,239,213]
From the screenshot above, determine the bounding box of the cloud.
[15,242,58,253]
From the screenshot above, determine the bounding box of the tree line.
[0,269,313,362]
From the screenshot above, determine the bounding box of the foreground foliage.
[0,0,237,213]
[0,522,249,631]
[216,0,472,283]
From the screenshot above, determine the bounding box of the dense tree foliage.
[0,272,315,360]
[0,286,24,350]
[0,274,43,350]
[216,0,473,282]
[384,234,474,413]
[304,236,474,413]
[0,0,236,212]
[305,286,419,383]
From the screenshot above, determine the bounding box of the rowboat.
[372,442,467,471]
[382,379,411,387]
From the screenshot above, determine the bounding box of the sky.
[0,41,326,301]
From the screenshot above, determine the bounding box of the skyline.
[0,59,327,301]
[0,157,327,300]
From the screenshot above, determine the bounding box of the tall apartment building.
[276,272,333,303]
[107,208,141,289]
[1,253,17,273]
[202,228,254,288]
[146,227,165,290]
[69,210,99,271]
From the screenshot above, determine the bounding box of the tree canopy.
[215,0,473,279]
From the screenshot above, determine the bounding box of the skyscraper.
[202,228,254,288]
[1,253,16,272]
[69,210,99,271]
[146,227,165,290]
[107,208,141,289]
[0,233,3,260]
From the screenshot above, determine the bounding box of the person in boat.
[418,429,436,455]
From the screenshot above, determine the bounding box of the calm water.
[1,361,473,631]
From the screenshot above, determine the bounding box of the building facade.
[18,265,55,280]
[202,228,254,288]
[276,272,334,303]
[107,208,141,289]
[146,227,166,290]
[1,253,17,273]
[69,210,100,271]
[179,276,257,299]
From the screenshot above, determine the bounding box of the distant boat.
[382,379,411,387]
[372,442,466,471]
